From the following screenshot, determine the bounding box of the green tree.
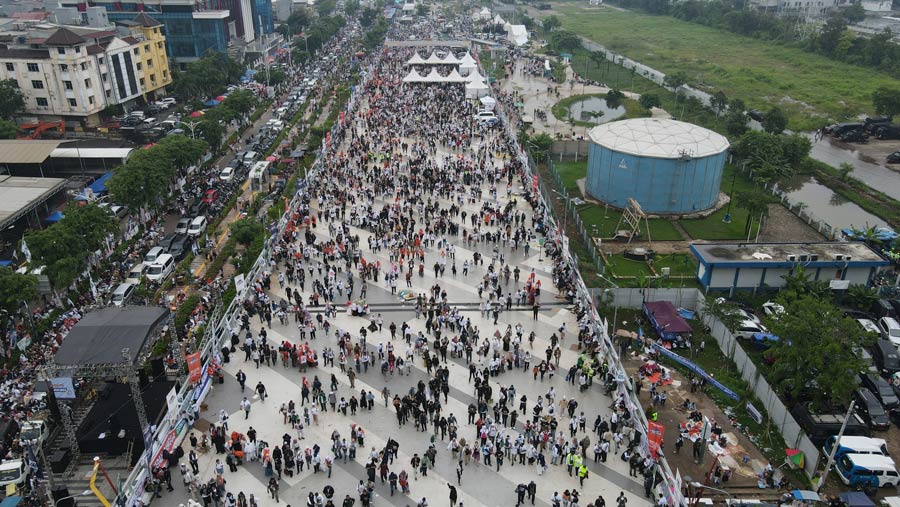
[766,295,864,410]
[605,89,625,108]
[702,294,745,333]
[779,266,830,302]
[360,6,379,27]
[872,86,900,117]
[589,50,606,70]
[415,3,428,16]
[345,0,360,15]
[837,161,854,181]
[761,106,788,134]
[639,94,661,110]
[156,135,208,170]
[842,3,866,23]
[0,269,38,314]
[0,80,24,119]
[0,119,16,139]
[846,284,879,312]
[816,14,848,57]
[549,31,582,52]
[198,118,225,149]
[221,89,257,118]
[317,0,337,16]
[542,15,561,32]
[735,188,770,239]
[230,219,264,246]
[662,71,688,103]
[711,91,728,116]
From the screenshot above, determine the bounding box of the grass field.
[554,3,898,131]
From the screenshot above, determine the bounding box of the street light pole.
[815,400,855,492]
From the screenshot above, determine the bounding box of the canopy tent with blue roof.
[88,171,113,195]
[204,99,221,107]
[838,492,875,507]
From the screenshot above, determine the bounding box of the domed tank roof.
[588,118,729,159]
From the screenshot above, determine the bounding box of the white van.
[734,319,767,340]
[879,317,900,346]
[126,263,148,284]
[144,246,164,265]
[146,254,175,282]
[837,453,900,488]
[110,282,136,306]
[0,459,28,487]
[187,216,207,237]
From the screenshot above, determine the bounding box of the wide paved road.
[170,48,653,507]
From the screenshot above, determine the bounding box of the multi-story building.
[0,13,172,125]
[60,0,274,63]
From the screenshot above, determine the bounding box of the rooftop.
[0,139,61,163]
[588,118,730,159]
[53,306,170,367]
[692,242,887,264]
[0,175,67,229]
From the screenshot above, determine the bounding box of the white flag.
[20,239,31,263]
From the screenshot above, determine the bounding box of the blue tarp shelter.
[44,210,64,223]
[839,492,875,507]
[88,171,113,195]
[204,99,221,107]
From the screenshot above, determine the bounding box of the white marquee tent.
[407,52,426,65]
[424,52,445,65]
[445,69,467,82]
[466,69,484,82]
[507,25,529,46]
[466,78,490,98]
[442,52,460,65]
[402,69,426,83]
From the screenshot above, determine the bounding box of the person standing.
[527,481,537,505]
[241,397,252,419]
[267,478,279,503]
[236,370,247,392]
[256,381,267,401]
[448,484,458,507]
[516,483,527,506]
[617,492,628,507]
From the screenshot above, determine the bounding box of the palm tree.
[735,189,770,241]
[847,284,879,312]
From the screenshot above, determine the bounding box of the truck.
[0,459,29,488]
[19,420,48,449]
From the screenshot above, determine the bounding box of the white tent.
[493,14,505,25]
[466,69,485,82]
[503,21,512,33]
[425,68,444,82]
[424,52,444,65]
[460,52,477,66]
[442,52,460,65]
[507,25,529,46]
[407,52,426,65]
[466,79,490,98]
[402,69,426,83]
[446,69,467,83]
[478,7,491,20]
[480,96,497,110]
[459,61,476,76]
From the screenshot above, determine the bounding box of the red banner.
[186,352,201,383]
[151,428,178,469]
[339,111,345,125]
[532,175,538,191]
[647,421,665,457]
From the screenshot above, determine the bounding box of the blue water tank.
[585,118,729,214]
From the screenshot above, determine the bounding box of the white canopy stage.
[479,96,497,110]
[406,52,426,65]
[466,79,490,98]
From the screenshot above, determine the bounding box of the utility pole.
[814,400,855,492]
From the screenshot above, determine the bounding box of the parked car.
[110,282,136,307]
[167,235,192,261]
[175,217,192,235]
[871,340,900,376]
[859,373,899,409]
[474,110,499,127]
[189,200,208,217]
[202,189,219,204]
[219,167,235,182]
[887,151,900,164]
[841,130,869,144]
[733,319,767,340]
[157,233,179,252]
[853,388,891,430]
[761,301,785,320]
[878,317,900,346]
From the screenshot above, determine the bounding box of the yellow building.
[128,12,172,98]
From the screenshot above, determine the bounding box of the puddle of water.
[777,175,888,231]
[568,97,626,124]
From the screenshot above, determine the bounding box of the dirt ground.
[755,204,825,243]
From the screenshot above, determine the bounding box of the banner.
[532,174,538,191]
[186,352,202,383]
[652,344,739,401]
[48,377,76,399]
[648,420,665,457]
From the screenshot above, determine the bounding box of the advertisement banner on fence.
[652,344,740,401]
[186,352,202,383]
[648,421,665,457]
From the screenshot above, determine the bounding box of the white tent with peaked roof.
[425,68,444,82]
[466,69,485,82]
[407,52,426,65]
[442,52,460,65]
[466,78,490,98]
[424,52,444,65]
[446,69,467,82]
[507,25,528,46]
[402,69,426,83]
[493,14,505,25]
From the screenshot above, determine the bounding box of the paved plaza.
[168,50,655,507]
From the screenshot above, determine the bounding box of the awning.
[44,210,64,223]
[88,171,113,194]
[204,99,221,107]
[792,490,821,502]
